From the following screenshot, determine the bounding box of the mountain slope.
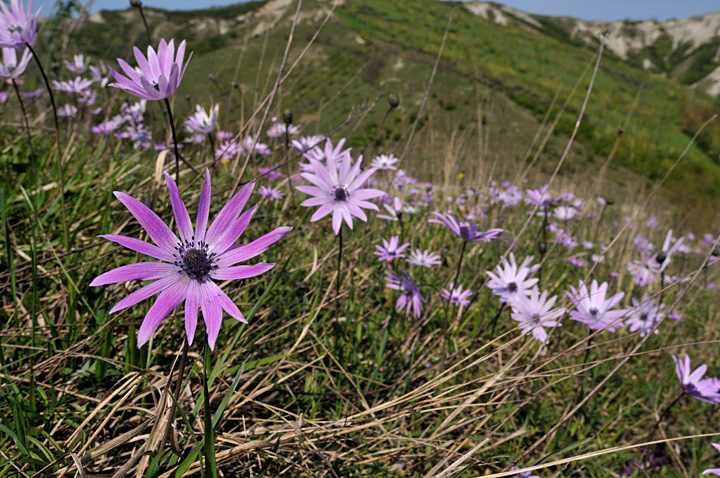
[63,0,720,221]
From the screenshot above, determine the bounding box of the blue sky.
[32,0,720,21]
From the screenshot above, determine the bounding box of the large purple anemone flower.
[91,170,291,349]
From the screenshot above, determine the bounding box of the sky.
[30,0,720,22]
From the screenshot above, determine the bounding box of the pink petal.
[205,280,246,323]
[137,277,189,346]
[309,202,334,221]
[212,262,275,281]
[99,234,175,262]
[200,283,223,350]
[91,262,177,286]
[209,206,257,256]
[184,280,199,345]
[195,169,211,242]
[109,273,183,314]
[216,226,292,267]
[114,191,179,254]
[164,172,193,242]
[205,180,254,246]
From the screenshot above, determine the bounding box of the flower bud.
[655,252,666,264]
[606,198,615,206]
[283,108,293,125]
[130,0,142,7]
[388,93,399,109]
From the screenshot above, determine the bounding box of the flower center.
[175,240,216,282]
[589,307,599,318]
[531,313,541,324]
[508,282,518,293]
[8,25,22,34]
[639,313,648,322]
[334,186,348,201]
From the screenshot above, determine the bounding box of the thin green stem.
[163,98,181,185]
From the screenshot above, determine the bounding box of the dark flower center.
[174,239,217,282]
[152,81,160,91]
[531,313,541,324]
[334,186,348,201]
[589,307,599,318]
[508,282,518,293]
[8,25,22,34]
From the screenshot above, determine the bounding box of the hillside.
[60,0,720,223]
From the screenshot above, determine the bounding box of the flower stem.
[445,240,467,322]
[163,98,181,185]
[284,129,295,205]
[203,341,217,478]
[26,42,68,250]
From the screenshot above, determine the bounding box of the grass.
[1,0,720,476]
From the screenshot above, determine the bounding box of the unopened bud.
[538,242,547,255]
[185,94,191,102]
[283,108,293,125]
[617,128,624,137]
[606,198,615,206]
[712,249,719,257]
[655,252,666,264]
[388,93,399,109]
[130,0,142,7]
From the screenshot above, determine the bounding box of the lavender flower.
[703,443,720,476]
[509,466,539,478]
[90,170,292,349]
[258,167,286,181]
[291,135,324,156]
[215,139,241,163]
[385,269,424,318]
[371,153,400,170]
[377,196,402,221]
[51,77,93,94]
[257,186,284,201]
[486,253,538,303]
[625,294,664,336]
[374,236,409,262]
[0,91,7,102]
[57,104,78,117]
[627,257,660,287]
[429,212,503,242]
[184,103,219,139]
[0,0,40,48]
[508,287,564,343]
[110,38,191,100]
[566,280,626,332]
[89,60,111,87]
[0,46,31,78]
[672,355,720,404]
[92,116,123,136]
[441,283,472,307]
[406,249,441,268]
[525,185,553,209]
[296,139,384,235]
[242,135,271,156]
[266,121,299,138]
[19,87,42,98]
[64,54,88,74]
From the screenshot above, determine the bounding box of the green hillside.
[65,0,720,217]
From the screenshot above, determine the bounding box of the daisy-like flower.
[441,283,472,307]
[266,121,299,138]
[0,0,40,48]
[385,269,424,318]
[58,104,78,117]
[90,61,111,87]
[185,103,219,138]
[406,248,441,268]
[371,153,400,170]
[554,205,577,221]
[374,236,409,262]
[257,185,284,201]
[90,170,292,349]
[64,54,88,74]
[672,355,720,404]
[92,116,123,136]
[525,185,553,209]
[703,443,720,476]
[300,137,350,170]
[0,91,7,102]
[291,135,325,156]
[215,139,241,163]
[0,46,31,78]
[508,287,564,343]
[19,87,42,98]
[296,138,384,235]
[377,196,402,221]
[258,166,286,181]
[52,76,94,94]
[566,280,626,332]
[627,257,660,287]
[110,38,191,101]
[625,293,664,336]
[429,212,503,242]
[242,135,271,156]
[486,253,538,303]
[657,229,684,272]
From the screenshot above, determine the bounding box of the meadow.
[1,0,720,477]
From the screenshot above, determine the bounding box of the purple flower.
[486,253,538,303]
[258,166,286,181]
[429,212,503,242]
[385,269,424,318]
[291,135,324,156]
[90,61,111,87]
[525,185,553,209]
[257,185,284,201]
[703,443,720,475]
[52,77,94,94]
[371,153,400,170]
[0,91,7,102]
[0,0,40,48]
[566,280,626,332]
[625,293,664,336]
[406,248,441,268]
[377,196,402,221]
[0,46,31,78]
[509,466,540,478]
[110,38,191,100]
[627,257,660,287]
[441,283,472,307]
[184,103,218,138]
[58,104,78,117]
[266,121,299,137]
[215,139,241,163]
[508,287,564,343]
[296,139,384,235]
[19,87,42,98]
[242,135,271,156]
[90,170,291,349]
[374,236,409,262]
[64,54,88,74]
[568,257,587,267]
[554,205,577,221]
[92,116,123,136]
[672,355,720,404]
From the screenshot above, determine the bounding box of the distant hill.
[59,0,720,221]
